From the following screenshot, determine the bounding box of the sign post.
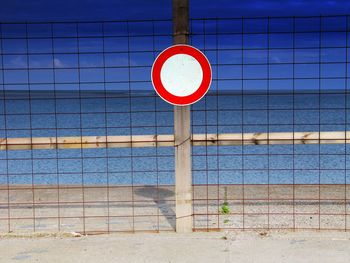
[151,0,212,232]
[152,44,211,232]
[173,0,192,233]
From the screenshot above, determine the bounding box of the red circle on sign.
[151,44,212,106]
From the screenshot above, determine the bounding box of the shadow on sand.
[134,186,175,230]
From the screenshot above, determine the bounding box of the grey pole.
[172,0,192,233]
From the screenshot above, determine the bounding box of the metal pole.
[173,0,192,233]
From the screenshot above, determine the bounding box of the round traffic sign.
[151,44,212,106]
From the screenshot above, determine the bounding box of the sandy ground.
[0,231,350,263]
[0,184,349,233]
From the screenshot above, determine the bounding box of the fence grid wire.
[0,15,349,233]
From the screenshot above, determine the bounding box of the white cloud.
[271,56,281,63]
[54,58,64,68]
[10,56,27,68]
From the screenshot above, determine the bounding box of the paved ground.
[0,231,350,263]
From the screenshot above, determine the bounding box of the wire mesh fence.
[0,15,350,233]
[190,16,350,231]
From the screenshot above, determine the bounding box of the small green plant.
[220,186,230,215]
[223,219,230,224]
[220,202,230,214]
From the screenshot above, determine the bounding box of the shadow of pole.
[134,186,176,230]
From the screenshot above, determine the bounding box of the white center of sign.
[160,54,203,97]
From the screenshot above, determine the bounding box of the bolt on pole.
[172,0,193,233]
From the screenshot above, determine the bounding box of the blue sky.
[1,1,350,93]
[0,0,350,21]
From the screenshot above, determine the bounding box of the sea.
[0,89,349,186]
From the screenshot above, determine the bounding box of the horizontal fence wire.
[0,15,349,233]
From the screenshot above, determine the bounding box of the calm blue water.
[1,90,350,185]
